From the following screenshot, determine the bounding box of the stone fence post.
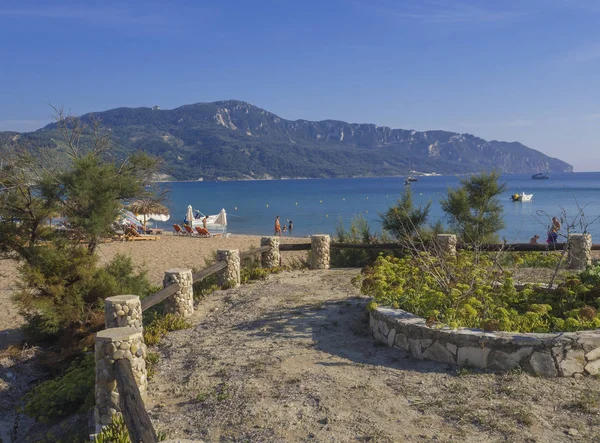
[310,235,331,270]
[568,233,592,270]
[104,295,143,330]
[217,249,241,288]
[94,327,147,433]
[261,236,280,269]
[435,234,457,257]
[163,268,194,318]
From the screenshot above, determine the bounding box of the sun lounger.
[195,227,222,238]
[183,225,197,235]
[173,224,186,235]
[125,225,158,241]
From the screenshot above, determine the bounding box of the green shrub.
[331,215,395,268]
[18,252,153,341]
[94,414,167,442]
[143,313,191,346]
[22,354,95,423]
[500,251,563,268]
[361,252,600,333]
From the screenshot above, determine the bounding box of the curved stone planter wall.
[370,307,600,377]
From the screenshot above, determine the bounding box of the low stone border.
[370,307,600,377]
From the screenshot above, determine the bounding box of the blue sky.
[1,0,599,171]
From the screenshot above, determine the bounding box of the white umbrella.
[186,205,194,225]
[214,208,227,226]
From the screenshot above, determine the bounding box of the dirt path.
[148,269,600,442]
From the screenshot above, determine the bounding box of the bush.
[361,252,600,333]
[500,251,563,268]
[331,215,394,267]
[18,253,154,341]
[143,313,191,346]
[22,353,95,423]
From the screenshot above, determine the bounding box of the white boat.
[510,192,532,202]
[185,206,227,231]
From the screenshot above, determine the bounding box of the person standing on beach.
[274,215,281,236]
[552,217,561,232]
[202,215,209,230]
[288,219,293,235]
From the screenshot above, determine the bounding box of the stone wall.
[94,327,148,433]
[310,235,331,269]
[104,294,142,330]
[163,268,194,318]
[261,237,280,269]
[370,307,600,377]
[217,249,241,288]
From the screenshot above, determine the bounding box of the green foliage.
[22,354,95,423]
[94,414,167,443]
[1,113,159,342]
[500,251,563,268]
[18,253,153,339]
[440,171,507,243]
[240,257,281,284]
[381,186,431,241]
[143,313,191,346]
[331,215,393,267]
[93,415,131,443]
[361,252,600,333]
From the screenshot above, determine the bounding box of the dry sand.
[0,234,310,348]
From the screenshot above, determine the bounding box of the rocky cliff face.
[1,100,572,180]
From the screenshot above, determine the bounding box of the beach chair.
[173,224,186,235]
[195,226,222,238]
[184,225,197,236]
[125,225,158,241]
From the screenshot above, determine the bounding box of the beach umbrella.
[127,200,170,232]
[186,205,194,226]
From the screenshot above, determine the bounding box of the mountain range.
[1,100,572,180]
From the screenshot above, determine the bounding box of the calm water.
[156,173,600,243]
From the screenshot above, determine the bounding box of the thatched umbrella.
[127,199,170,232]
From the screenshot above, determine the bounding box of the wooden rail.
[240,245,270,260]
[114,359,159,443]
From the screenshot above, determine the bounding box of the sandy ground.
[0,234,310,349]
[1,240,600,441]
[147,269,600,442]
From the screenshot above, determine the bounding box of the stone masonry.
[310,235,331,269]
[163,268,194,318]
[568,233,592,270]
[217,249,241,288]
[94,327,147,433]
[370,307,600,378]
[436,234,457,256]
[104,294,142,330]
[261,236,280,269]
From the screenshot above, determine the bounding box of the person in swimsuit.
[274,215,281,236]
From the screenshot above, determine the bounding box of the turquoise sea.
[157,172,600,243]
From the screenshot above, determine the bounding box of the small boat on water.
[532,172,549,179]
[510,192,533,202]
[184,206,227,231]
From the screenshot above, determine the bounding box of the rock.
[584,359,600,375]
[585,347,600,362]
[559,349,585,376]
[457,346,491,369]
[387,328,396,347]
[409,339,423,360]
[567,428,579,436]
[423,341,456,365]
[529,352,557,378]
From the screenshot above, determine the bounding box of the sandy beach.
[0,234,310,347]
